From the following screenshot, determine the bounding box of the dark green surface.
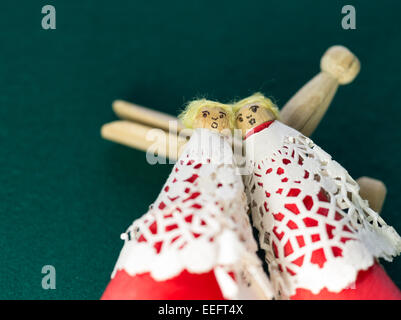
[1,0,400,299]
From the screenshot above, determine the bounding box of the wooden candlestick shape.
[280,45,360,136]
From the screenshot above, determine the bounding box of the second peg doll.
[233,93,401,300]
[102,99,272,300]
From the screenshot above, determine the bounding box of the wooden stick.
[356,176,387,213]
[280,45,360,136]
[101,120,188,161]
[113,100,184,132]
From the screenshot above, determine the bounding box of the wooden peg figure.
[101,99,272,300]
[233,92,401,300]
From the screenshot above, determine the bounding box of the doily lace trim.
[244,121,401,298]
[287,134,401,260]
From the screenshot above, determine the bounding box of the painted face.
[193,106,230,132]
[235,104,275,137]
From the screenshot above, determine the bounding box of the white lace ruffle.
[112,203,244,280]
[286,134,401,260]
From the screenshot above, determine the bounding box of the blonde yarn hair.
[178,99,235,129]
[232,92,280,120]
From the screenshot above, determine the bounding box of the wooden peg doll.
[233,93,401,300]
[101,99,272,300]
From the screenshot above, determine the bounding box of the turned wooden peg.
[113,100,185,132]
[280,45,360,136]
[356,176,387,213]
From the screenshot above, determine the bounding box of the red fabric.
[101,269,226,300]
[244,120,275,140]
[291,262,401,300]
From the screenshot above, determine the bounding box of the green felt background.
[1,0,400,299]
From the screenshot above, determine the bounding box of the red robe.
[102,269,225,300]
[292,262,401,300]
[102,129,272,300]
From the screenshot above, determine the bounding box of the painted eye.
[202,112,208,118]
[250,105,259,113]
[238,117,243,122]
[219,112,226,118]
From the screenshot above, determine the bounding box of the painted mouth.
[249,118,256,125]
[211,122,218,129]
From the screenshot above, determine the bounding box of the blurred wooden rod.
[356,176,387,213]
[113,100,185,133]
[101,120,188,161]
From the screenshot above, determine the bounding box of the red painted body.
[291,262,401,300]
[101,269,226,300]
